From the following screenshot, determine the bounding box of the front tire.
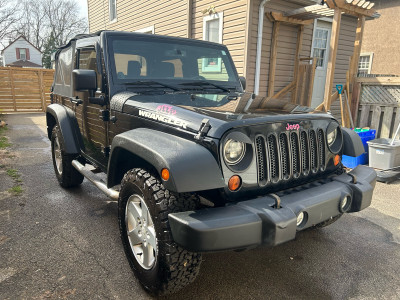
[118,168,202,296]
[51,126,83,188]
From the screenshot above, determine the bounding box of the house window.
[312,28,329,68]
[203,12,223,44]
[109,0,117,22]
[358,53,373,76]
[19,49,26,60]
[135,25,155,34]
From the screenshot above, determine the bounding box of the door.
[75,47,109,169]
[310,20,332,108]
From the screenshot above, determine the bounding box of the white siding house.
[1,36,42,68]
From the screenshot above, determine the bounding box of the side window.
[109,0,117,22]
[55,47,73,85]
[78,48,101,89]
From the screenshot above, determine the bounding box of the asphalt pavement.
[0,113,399,300]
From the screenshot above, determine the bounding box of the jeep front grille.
[255,136,267,185]
[300,131,309,175]
[256,129,326,185]
[267,134,279,183]
[317,129,326,171]
[290,132,300,178]
[279,133,290,180]
[309,130,318,173]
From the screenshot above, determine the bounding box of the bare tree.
[0,0,20,43]
[44,0,87,47]
[12,0,87,52]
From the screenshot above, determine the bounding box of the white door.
[310,20,332,108]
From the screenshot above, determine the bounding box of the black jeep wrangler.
[47,31,376,295]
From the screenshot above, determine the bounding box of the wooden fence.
[355,76,400,139]
[0,67,54,112]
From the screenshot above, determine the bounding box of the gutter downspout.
[244,0,270,112]
[187,0,193,38]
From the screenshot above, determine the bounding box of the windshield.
[109,37,239,87]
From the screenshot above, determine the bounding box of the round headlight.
[223,139,245,165]
[326,123,343,154]
[327,127,337,146]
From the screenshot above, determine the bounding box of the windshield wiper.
[123,80,180,91]
[179,81,232,93]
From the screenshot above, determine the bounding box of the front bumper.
[168,165,376,252]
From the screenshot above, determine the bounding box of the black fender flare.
[108,128,225,193]
[46,104,84,154]
[342,127,365,157]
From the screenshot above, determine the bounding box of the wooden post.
[350,16,365,119]
[323,8,342,111]
[9,68,16,112]
[349,17,365,85]
[292,25,304,103]
[39,70,46,112]
[307,58,317,107]
[268,21,280,97]
[351,80,361,125]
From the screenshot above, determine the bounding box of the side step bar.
[72,160,119,201]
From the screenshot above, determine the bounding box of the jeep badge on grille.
[286,123,300,130]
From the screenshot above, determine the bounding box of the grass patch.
[7,168,20,181]
[0,136,10,148]
[9,185,23,195]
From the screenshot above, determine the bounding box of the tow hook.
[270,193,281,209]
[348,173,357,184]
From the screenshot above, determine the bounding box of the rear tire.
[51,126,84,188]
[118,168,202,296]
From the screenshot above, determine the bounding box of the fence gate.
[355,77,400,139]
[0,67,54,112]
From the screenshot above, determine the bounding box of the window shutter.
[16,48,20,60]
[26,48,30,60]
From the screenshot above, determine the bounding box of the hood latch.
[195,118,211,141]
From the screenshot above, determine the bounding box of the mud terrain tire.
[51,126,84,188]
[118,168,202,296]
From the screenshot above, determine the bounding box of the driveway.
[0,113,399,299]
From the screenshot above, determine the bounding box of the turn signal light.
[334,154,341,166]
[228,175,241,191]
[161,168,170,181]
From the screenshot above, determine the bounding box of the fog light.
[296,212,305,226]
[340,195,351,212]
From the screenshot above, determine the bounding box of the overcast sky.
[78,0,88,19]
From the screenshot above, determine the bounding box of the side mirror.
[72,69,97,92]
[239,76,246,90]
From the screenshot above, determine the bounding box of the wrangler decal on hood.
[138,110,188,129]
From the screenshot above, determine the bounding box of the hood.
[110,91,335,139]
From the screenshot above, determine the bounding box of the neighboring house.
[359,0,400,76]
[1,36,42,68]
[87,0,377,117]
